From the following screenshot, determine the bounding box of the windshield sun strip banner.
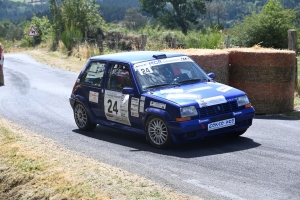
[134,56,193,75]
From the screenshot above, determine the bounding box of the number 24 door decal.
[104,90,131,126]
[107,99,118,114]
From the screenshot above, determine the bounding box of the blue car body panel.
[70,51,255,145]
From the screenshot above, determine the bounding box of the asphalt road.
[1,53,300,200]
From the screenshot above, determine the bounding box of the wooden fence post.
[288,29,298,90]
[85,27,88,44]
[171,37,177,48]
[56,29,60,42]
[141,34,147,50]
[226,35,231,48]
[69,28,72,56]
[115,33,118,53]
[97,34,103,54]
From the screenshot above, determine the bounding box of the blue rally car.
[69,51,255,148]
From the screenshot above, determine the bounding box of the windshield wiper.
[145,83,179,90]
[177,78,203,84]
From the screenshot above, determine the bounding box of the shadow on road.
[255,113,300,121]
[73,125,261,158]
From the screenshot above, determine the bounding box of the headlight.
[180,106,198,117]
[237,95,250,106]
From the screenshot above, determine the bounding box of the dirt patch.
[0,117,200,200]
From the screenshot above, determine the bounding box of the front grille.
[199,101,241,118]
[210,114,233,122]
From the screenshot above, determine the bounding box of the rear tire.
[146,116,172,148]
[74,103,97,131]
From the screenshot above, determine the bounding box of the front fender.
[144,107,179,143]
[144,107,171,122]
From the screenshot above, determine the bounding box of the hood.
[147,82,245,107]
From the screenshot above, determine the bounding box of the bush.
[231,0,297,48]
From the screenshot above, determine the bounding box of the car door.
[104,62,142,128]
[79,61,106,120]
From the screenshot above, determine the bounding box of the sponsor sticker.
[139,101,145,113]
[216,86,232,92]
[150,101,166,109]
[196,95,227,108]
[131,97,140,117]
[199,119,210,123]
[89,91,99,103]
[160,89,184,94]
[133,56,193,73]
[140,96,146,101]
[233,111,242,116]
[187,86,212,92]
[166,94,200,99]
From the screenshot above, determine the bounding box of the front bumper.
[167,107,255,143]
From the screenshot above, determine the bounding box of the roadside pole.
[28,26,39,48]
[288,29,298,90]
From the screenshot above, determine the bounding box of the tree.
[139,0,211,34]
[124,8,147,30]
[49,0,105,49]
[231,0,297,48]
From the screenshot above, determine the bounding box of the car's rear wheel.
[146,116,171,148]
[74,103,96,131]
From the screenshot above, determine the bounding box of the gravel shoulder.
[0,117,199,200]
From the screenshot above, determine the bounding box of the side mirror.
[122,87,134,94]
[207,72,215,80]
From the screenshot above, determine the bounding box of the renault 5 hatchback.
[69,51,255,148]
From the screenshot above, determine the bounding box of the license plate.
[208,118,235,131]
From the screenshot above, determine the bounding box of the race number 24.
[107,99,118,114]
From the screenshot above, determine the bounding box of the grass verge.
[0,117,199,200]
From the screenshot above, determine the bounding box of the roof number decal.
[134,56,193,76]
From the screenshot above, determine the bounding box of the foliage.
[204,0,300,29]
[20,15,52,47]
[49,0,105,49]
[61,26,83,53]
[124,8,148,30]
[97,0,140,22]
[139,0,211,35]
[0,0,50,22]
[1,0,300,30]
[231,0,297,48]
[0,20,25,41]
[185,28,224,49]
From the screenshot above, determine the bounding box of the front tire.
[146,116,171,148]
[74,103,97,131]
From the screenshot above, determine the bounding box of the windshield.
[134,57,209,91]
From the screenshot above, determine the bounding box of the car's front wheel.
[146,116,172,148]
[74,103,97,131]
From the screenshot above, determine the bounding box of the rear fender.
[74,95,97,123]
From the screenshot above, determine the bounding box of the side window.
[106,63,133,92]
[81,62,105,87]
